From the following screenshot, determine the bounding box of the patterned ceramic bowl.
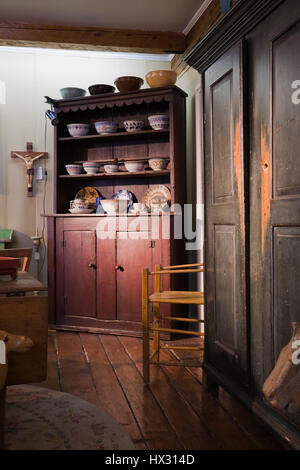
[94,121,118,134]
[65,164,82,175]
[148,158,169,171]
[148,114,169,130]
[103,164,119,173]
[123,120,144,132]
[67,123,89,137]
[83,162,100,174]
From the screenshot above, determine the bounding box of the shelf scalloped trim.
[55,95,171,113]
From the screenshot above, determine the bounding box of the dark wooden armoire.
[186,0,300,449]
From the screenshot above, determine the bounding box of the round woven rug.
[5,385,135,450]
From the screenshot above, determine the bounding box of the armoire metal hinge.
[63,296,67,305]
[62,240,66,247]
[149,240,155,248]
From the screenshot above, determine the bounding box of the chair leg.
[142,269,150,383]
[153,264,161,364]
[153,303,160,363]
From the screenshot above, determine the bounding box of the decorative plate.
[143,185,171,208]
[75,186,100,204]
[112,190,133,208]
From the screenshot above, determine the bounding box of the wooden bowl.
[114,76,144,92]
[145,70,177,88]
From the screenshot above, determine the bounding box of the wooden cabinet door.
[57,230,97,323]
[247,0,300,389]
[204,41,249,386]
[116,233,153,323]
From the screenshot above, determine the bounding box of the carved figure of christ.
[11,142,48,197]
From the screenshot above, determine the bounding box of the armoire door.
[248,0,300,396]
[204,41,249,386]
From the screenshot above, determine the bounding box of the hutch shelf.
[45,85,187,336]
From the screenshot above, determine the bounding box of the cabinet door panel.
[204,41,249,386]
[62,230,96,319]
[96,233,116,320]
[116,233,153,322]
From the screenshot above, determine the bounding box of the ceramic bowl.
[124,161,144,172]
[148,158,169,171]
[65,164,82,175]
[100,199,119,213]
[60,87,87,99]
[148,114,169,130]
[145,70,177,88]
[83,162,100,174]
[88,84,115,95]
[69,207,94,214]
[114,76,144,92]
[103,164,119,173]
[131,202,148,213]
[67,123,89,137]
[95,121,118,134]
[123,120,144,132]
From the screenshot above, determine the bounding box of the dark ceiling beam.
[171,0,222,76]
[0,21,186,54]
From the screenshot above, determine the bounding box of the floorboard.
[34,331,285,450]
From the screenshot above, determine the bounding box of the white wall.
[0,46,172,283]
[0,46,202,288]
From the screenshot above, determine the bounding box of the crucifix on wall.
[11,142,48,197]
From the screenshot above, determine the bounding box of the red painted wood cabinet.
[46,86,187,335]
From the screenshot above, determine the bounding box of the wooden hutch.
[46,85,187,336]
[186,0,300,449]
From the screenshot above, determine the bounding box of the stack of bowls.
[83,162,100,174]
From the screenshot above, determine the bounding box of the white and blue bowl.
[65,164,82,175]
[148,114,169,130]
[67,123,89,137]
[123,120,144,132]
[83,161,100,174]
[94,121,118,135]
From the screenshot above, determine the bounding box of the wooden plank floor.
[34,330,285,450]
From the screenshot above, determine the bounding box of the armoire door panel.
[214,225,237,357]
[211,72,234,203]
[273,227,300,360]
[204,41,249,385]
[272,21,300,199]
